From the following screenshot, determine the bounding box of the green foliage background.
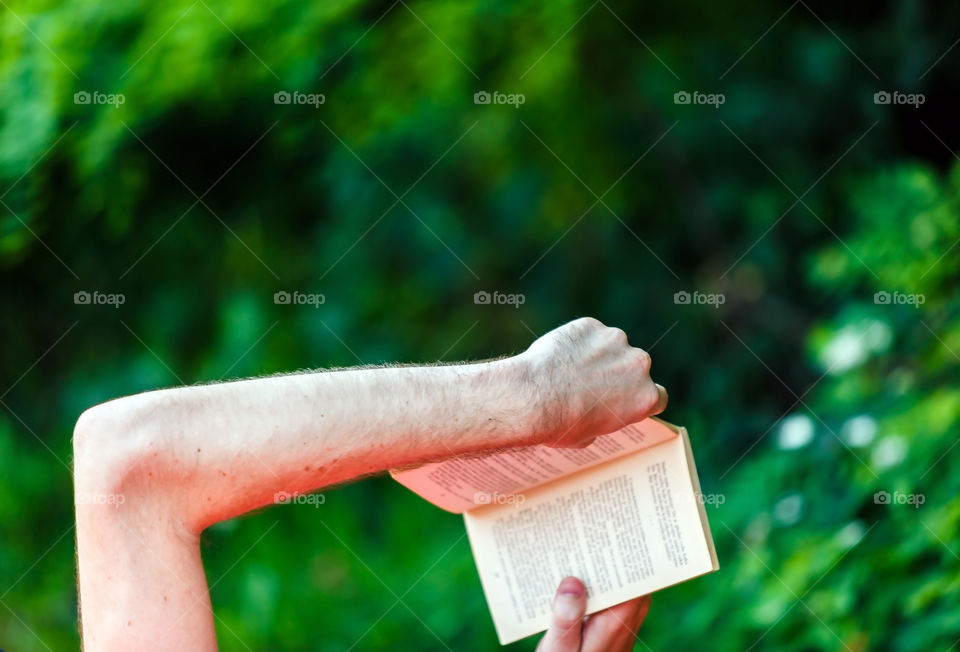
[1,0,959,649]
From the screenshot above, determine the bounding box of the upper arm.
[73,399,219,651]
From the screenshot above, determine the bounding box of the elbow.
[72,396,158,496]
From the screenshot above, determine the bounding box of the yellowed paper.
[391,418,677,513]
[463,427,718,644]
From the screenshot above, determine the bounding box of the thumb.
[537,577,587,652]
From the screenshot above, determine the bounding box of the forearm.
[76,355,538,530]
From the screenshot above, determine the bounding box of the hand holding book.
[393,418,718,644]
[537,576,652,652]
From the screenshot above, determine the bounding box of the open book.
[391,418,719,645]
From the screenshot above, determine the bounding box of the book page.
[390,418,678,513]
[463,428,718,645]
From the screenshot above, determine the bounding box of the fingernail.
[557,577,583,597]
[554,594,582,622]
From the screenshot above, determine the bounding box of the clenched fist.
[520,317,668,448]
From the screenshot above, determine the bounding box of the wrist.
[504,350,563,448]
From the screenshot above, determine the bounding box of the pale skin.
[73,317,665,650]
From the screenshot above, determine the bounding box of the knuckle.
[574,316,603,331]
[552,615,580,632]
[639,383,660,412]
[607,327,629,346]
[632,348,652,372]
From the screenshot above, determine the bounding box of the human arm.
[73,317,667,650]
